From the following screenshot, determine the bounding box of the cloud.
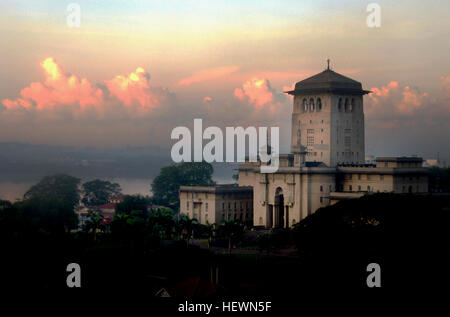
[202,96,212,104]
[234,78,282,109]
[178,66,239,86]
[105,67,160,110]
[2,58,168,118]
[364,77,450,157]
[2,58,104,111]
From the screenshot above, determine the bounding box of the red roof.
[93,202,116,210]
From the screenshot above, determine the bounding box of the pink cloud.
[234,78,274,108]
[178,66,239,86]
[105,67,159,110]
[2,57,103,111]
[203,96,213,104]
[2,58,164,115]
[367,80,429,116]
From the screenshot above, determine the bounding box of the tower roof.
[286,68,371,96]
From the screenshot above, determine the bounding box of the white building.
[180,64,430,228]
[179,184,253,225]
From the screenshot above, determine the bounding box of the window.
[309,98,315,111]
[338,98,342,111]
[380,175,384,181]
[349,185,352,191]
[358,185,361,191]
[317,98,322,111]
[307,136,314,146]
[234,202,237,210]
[320,185,323,192]
[358,174,362,180]
[206,203,208,211]
[320,197,323,203]
[344,98,349,112]
[307,129,315,134]
[228,202,231,210]
[329,185,332,192]
[367,186,371,192]
[192,193,194,199]
[350,98,355,112]
[222,203,225,211]
[302,98,308,112]
[205,192,208,198]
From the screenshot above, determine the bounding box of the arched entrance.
[274,187,285,228]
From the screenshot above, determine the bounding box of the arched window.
[302,98,307,112]
[350,98,355,112]
[338,98,342,111]
[309,98,315,111]
[317,98,322,111]
[344,98,349,112]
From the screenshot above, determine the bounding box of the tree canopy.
[81,179,121,207]
[18,174,81,233]
[151,162,215,209]
[24,174,81,209]
[115,194,149,215]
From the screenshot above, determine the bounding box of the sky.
[0,0,449,159]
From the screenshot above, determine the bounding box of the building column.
[285,205,289,228]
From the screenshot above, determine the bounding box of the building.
[180,63,430,228]
[179,184,253,225]
[77,194,126,228]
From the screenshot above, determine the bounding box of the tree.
[147,207,176,240]
[204,222,216,249]
[218,219,245,254]
[83,209,104,241]
[20,174,81,233]
[151,162,215,209]
[24,174,81,209]
[115,195,149,215]
[81,179,121,207]
[178,215,199,247]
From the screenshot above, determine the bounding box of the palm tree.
[204,222,216,249]
[84,209,104,241]
[178,215,198,247]
[219,219,244,254]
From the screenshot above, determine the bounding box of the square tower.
[287,65,370,167]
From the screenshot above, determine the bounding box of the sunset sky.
[0,0,449,159]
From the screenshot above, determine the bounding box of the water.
[0,177,234,202]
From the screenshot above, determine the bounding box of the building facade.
[179,184,253,225]
[179,64,430,228]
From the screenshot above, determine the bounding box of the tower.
[286,61,370,167]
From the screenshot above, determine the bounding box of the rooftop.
[286,63,370,96]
